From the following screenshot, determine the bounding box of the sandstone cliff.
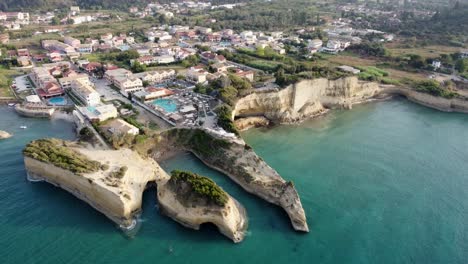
[24,140,249,242]
[380,86,468,113]
[233,76,381,123]
[157,170,248,243]
[144,128,309,232]
[234,116,270,131]
[25,146,169,229]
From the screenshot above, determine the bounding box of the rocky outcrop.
[234,116,270,131]
[157,171,248,243]
[24,140,249,242]
[233,76,381,123]
[0,130,12,139]
[380,86,468,113]
[146,128,309,232]
[25,145,170,229]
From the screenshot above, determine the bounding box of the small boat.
[20,126,27,129]
[8,103,16,107]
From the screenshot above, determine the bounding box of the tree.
[455,59,467,73]
[51,17,60,25]
[131,61,146,73]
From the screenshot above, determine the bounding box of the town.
[0,0,467,141]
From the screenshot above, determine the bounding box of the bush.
[414,80,456,98]
[170,170,228,207]
[23,139,101,174]
[215,104,239,135]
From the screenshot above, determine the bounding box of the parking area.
[13,75,34,93]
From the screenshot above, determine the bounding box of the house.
[234,69,255,82]
[134,70,176,83]
[186,66,209,83]
[82,62,102,73]
[211,63,229,73]
[105,68,144,94]
[17,49,30,57]
[64,36,81,47]
[200,52,226,63]
[76,44,93,53]
[107,118,139,136]
[16,56,31,67]
[70,6,80,13]
[135,55,157,65]
[154,55,175,64]
[129,7,139,13]
[114,76,144,93]
[432,60,442,69]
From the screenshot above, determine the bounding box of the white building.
[78,104,118,122]
[107,118,139,136]
[70,79,100,106]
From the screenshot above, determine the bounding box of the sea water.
[1,98,468,263]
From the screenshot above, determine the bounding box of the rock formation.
[158,170,248,243]
[23,139,249,242]
[0,130,12,139]
[234,116,270,131]
[380,86,468,113]
[233,76,380,123]
[144,128,309,232]
[24,139,168,228]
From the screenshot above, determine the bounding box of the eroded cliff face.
[381,87,468,113]
[25,148,168,228]
[233,77,381,123]
[148,128,309,232]
[158,177,248,243]
[24,142,250,242]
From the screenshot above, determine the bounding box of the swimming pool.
[152,98,178,113]
[48,96,67,106]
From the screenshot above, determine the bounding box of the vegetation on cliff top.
[167,128,231,157]
[215,105,239,136]
[23,139,101,174]
[169,170,228,207]
[414,80,457,99]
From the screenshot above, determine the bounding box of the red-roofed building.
[234,69,254,82]
[36,81,64,98]
[82,62,102,73]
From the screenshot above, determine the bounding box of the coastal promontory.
[23,138,249,242]
[141,128,309,232]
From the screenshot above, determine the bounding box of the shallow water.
[1,98,468,263]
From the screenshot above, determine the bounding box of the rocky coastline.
[144,128,309,232]
[232,77,468,130]
[23,139,250,242]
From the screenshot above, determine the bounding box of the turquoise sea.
[1,99,468,263]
